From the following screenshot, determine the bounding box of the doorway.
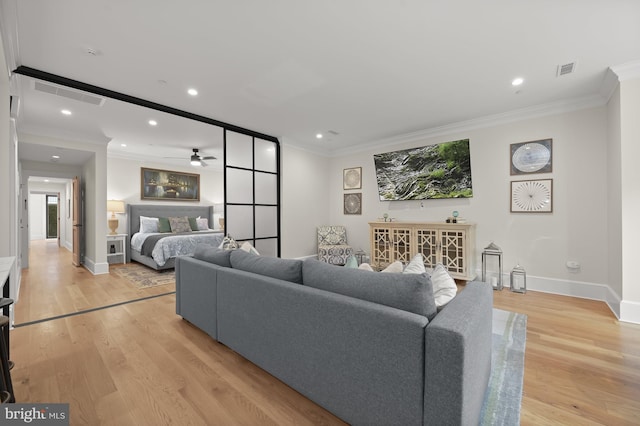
[46,194,58,239]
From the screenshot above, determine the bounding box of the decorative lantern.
[510,264,527,293]
[482,242,503,290]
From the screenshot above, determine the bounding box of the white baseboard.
[620,300,640,325]
[483,271,622,319]
[82,257,109,275]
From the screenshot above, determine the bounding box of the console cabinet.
[369,221,476,281]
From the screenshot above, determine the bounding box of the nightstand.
[107,234,127,264]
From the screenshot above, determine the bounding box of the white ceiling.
[2,0,639,166]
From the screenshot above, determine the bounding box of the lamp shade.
[107,200,125,214]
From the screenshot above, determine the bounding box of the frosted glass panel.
[255,138,277,173]
[255,172,277,205]
[226,205,254,240]
[255,239,277,257]
[255,206,277,238]
[226,168,253,204]
[226,131,253,168]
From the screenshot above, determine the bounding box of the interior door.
[57,192,61,248]
[72,176,81,266]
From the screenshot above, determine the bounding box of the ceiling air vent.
[34,81,105,106]
[327,130,340,136]
[556,62,577,77]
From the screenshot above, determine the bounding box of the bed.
[127,204,224,270]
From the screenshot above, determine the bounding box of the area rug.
[480,308,528,426]
[112,263,175,289]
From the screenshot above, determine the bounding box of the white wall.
[27,181,68,242]
[28,193,45,240]
[107,156,224,234]
[280,142,331,258]
[607,85,622,306]
[327,106,613,303]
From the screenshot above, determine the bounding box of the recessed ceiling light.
[44,179,49,183]
[61,109,72,115]
[316,133,323,139]
[120,144,127,147]
[52,155,60,159]
[512,77,524,86]
[148,120,158,126]
[187,88,198,96]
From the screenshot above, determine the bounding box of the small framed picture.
[343,167,362,190]
[344,193,362,215]
[511,179,553,213]
[510,139,552,175]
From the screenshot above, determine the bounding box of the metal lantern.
[510,264,527,293]
[482,242,503,290]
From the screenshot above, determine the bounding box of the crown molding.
[329,94,607,158]
[610,60,640,81]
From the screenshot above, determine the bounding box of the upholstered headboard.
[127,204,214,238]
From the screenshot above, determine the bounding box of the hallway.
[15,240,175,325]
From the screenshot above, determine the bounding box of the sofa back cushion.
[302,259,437,320]
[230,250,304,284]
[193,244,232,267]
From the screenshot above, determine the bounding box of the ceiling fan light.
[190,154,201,166]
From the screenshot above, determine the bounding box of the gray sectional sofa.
[175,246,493,426]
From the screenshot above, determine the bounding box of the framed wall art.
[510,138,552,175]
[510,179,553,213]
[141,167,200,201]
[344,193,362,215]
[343,167,362,190]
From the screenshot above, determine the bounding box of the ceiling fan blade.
[201,155,216,160]
[200,160,209,167]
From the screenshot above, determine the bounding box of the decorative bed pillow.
[139,216,159,233]
[157,217,172,233]
[431,263,458,308]
[196,217,209,230]
[169,216,192,233]
[188,217,199,231]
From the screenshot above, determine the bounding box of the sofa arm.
[175,256,220,340]
[424,281,493,426]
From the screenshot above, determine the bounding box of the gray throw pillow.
[193,244,232,267]
[302,259,437,320]
[230,250,303,284]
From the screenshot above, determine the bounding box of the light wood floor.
[10,240,640,425]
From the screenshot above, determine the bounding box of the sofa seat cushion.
[230,250,303,284]
[302,259,437,320]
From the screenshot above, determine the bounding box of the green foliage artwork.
[373,139,473,201]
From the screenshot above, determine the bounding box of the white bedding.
[131,230,224,266]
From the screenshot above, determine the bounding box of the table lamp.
[107,200,125,235]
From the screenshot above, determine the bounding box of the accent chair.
[317,225,354,265]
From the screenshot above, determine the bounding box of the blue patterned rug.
[480,308,527,425]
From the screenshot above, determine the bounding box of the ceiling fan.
[189,148,217,167]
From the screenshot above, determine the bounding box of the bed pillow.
[169,216,192,233]
[139,216,159,233]
[157,217,171,233]
[188,217,199,231]
[196,217,209,230]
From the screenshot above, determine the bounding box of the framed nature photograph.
[344,193,362,215]
[343,167,362,190]
[511,179,553,213]
[141,167,200,201]
[510,138,552,175]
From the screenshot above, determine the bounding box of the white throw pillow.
[403,254,426,274]
[358,263,374,271]
[431,263,458,307]
[381,261,403,273]
[196,217,209,231]
[240,241,260,256]
[139,216,159,233]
